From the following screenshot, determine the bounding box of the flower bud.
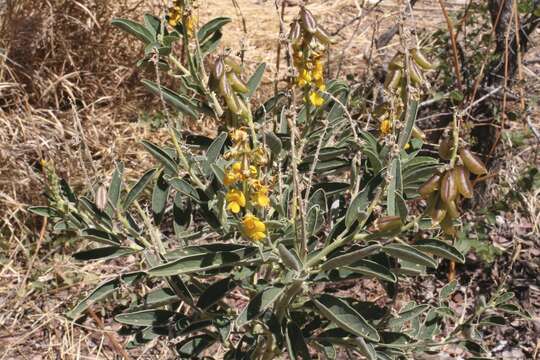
[459,149,487,176]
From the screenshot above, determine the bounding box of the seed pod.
[454,165,473,198]
[385,69,402,90]
[314,26,335,45]
[411,126,426,140]
[212,57,225,80]
[300,7,317,34]
[278,244,302,271]
[430,199,447,225]
[289,20,302,43]
[438,135,453,160]
[95,183,108,211]
[440,215,456,236]
[440,170,457,204]
[374,216,403,234]
[388,53,404,71]
[409,61,424,86]
[227,72,249,94]
[219,76,240,114]
[445,200,460,219]
[224,56,243,75]
[459,149,487,176]
[411,48,434,70]
[419,173,441,199]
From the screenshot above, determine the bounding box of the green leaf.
[66,272,144,319]
[111,18,154,44]
[197,17,232,42]
[262,131,282,157]
[345,260,397,283]
[28,206,60,218]
[169,178,200,202]
[345,173,383,228]
[397,100,419,149]
[247,63,266,98]
[196,277,236,310]
[387,304,430,328]
[107,161,124,213]
[142,79,199,118]
[286,321,311,360]
[143,13,161,38]
[176,334,216,358]
[81,228,120,246]
[148,250,258,277]
[115,309,178,326]
[383,244,437,268]
[321,244,381,271]
[439,279,458,301]
[142,140,178,174]
[124,168,157,208]
[152,170,170,224]
[354,337,377,360]
[236,286,285,327]
[313,294,379,341]
[415,239,465,263]
[387,158,402,217]
[73,246,139,261]
[479,315,506,326]
[206,132,227,163]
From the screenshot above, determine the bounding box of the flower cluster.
[289,7,333,108]
[167,0,197,36]
[223,128,270,242]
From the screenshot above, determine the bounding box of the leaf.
[415,239,465,263]
[247,63,266,98]
[111,18,154,44]
[479,315,506,326]
[141,140,178,174]
[81,228,120,246]
[345,260,397,283]
[311,182,349,196]
[383,244,437,269]
[124,168,157,208]
[236,286,285,327]
[176,334,216,358]
[354,337,377,360]
[206,132,227,163]
[142,79,199,118]
[439,279,458,301]
[197,17,232,42]
[298,159,350,173]
[143,13,161,38]
[387,304,430,328]
[107,162,124,213]
[313,294,379,341]
[28,206,60,218]
[115,309,178,326]
[196,277,237,310]
[169,178,200,202]
[387,158,402,217]
[286,321,311,360]
[397,100,419,149]
[73,246,139,261]
[66,272,144,319]
[345,173,383,228]
[262,131,282,157]
[152,171,170,224]
[321,244,381,271]
[148,250,258,277]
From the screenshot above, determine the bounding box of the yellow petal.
[227,202,240,214]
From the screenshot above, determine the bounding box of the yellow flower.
[250,180,270,208]
[252,146,268,166]
[242,214,266,242]
[224,162,243,186]
[309,91,324,107]
[297,69,312,87]
[404,142,411,150]
[312,60,324,81]
[380,119,392,135]
[167,6,182,27]
[226,189,246,214]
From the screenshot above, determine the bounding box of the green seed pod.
[278,244,302,271]
[419,173,441,199]
[388,53,404,71]
[227,72,249,94]
[454,165,473,198]
[224,56,243,75]
[445,199,460,219]
[412,126,426,140]
[374,216,403,233]
[314,26,335,45]
[212,57,225,80]
[430,199,447,225]
[219,76,240,114]
[441,215,456,236]
[438,135,453,160]
[385,69,402,90]
[440,170,457,204]
[459,149,487,176]
[409,61,424,86]
[300,7,317,34]
[411,48,434,70]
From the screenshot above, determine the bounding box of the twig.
[437,0,463,90]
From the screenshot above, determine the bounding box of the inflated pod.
[385,69,402,90]
[445,200,460,219]
[411,48,434,70]
[227,72,249,94]
[441,215,456,236]
[212,58,225,80]
[430,199,447,225]
[412,126,426,140]
[459,149,487,176]
[454,165,473,198]
[419,173,441,199]
[409,62,424,86]
[388,53,404,71]
[314,26,335,45]
[300,7,317,34]
[438,136,453,160]
[440,170,457,204]
[219,76,240,114]
[224,57,243,75]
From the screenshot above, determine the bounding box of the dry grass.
[0,0,538,358]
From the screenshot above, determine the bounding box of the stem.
[449,112,460,168]
[168,127,206,189]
